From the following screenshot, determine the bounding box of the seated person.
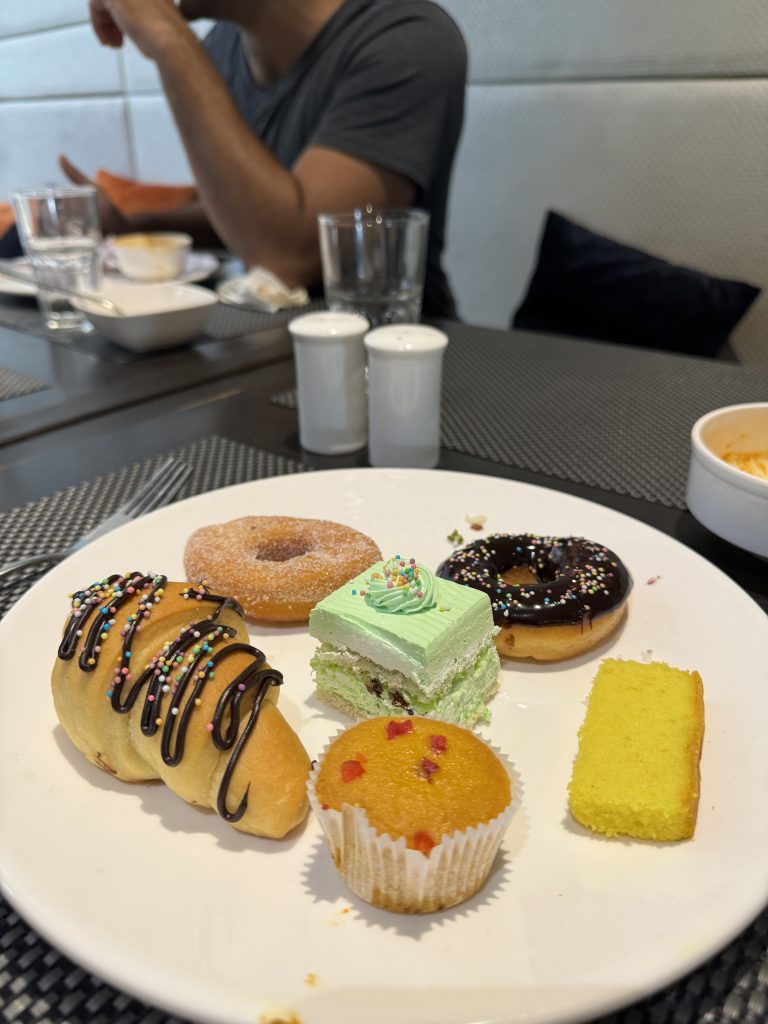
[58,0,467,318]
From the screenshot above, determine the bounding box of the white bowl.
[686,403,768,557]
[74,282,217,351]
[110,232,193,281]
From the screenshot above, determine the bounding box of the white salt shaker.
[288,311,369,454]
[364,324,448,468]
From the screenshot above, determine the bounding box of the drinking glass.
[318,208,429,327]
[12,185,102,332]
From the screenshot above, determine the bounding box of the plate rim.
[1,466,767,1024]
[0,252,220,297]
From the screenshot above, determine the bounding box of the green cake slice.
[309,556,500,726]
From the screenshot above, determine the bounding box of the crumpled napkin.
[231,266,309,312]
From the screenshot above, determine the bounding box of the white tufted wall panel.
[439,0,768,80]
[0,14,211,195]
[440,2,768,364]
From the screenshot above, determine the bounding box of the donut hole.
[255,539,312,562]
[501,566,539,585]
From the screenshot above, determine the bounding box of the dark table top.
[2,321,766,610]
[0,261,327,446]
[0,317,295,447]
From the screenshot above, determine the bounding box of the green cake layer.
[308,558,500,725]
[311,638,500,726]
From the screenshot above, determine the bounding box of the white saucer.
[0,259,36,296]
[0,253,220,298]
[106,251,220,286]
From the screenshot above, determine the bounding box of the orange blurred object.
[0,202,13,237]
[0,172,196,235]
[94,170,196,216]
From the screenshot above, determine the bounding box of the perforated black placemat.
[1,433,767,1024]
[269,387,297,409]
[271,327,768,510]
[207,297,325,339]
[0,366,49,402]
[439,325,768,510]
[0,435,309,619]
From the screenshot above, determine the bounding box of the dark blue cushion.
[512,211,760,357]
[0,223,22,259]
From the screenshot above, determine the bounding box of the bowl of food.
[110,232,192,281]
[686,402,768,557]
[73,282,217,351]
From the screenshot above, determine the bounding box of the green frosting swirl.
[363,557,437,614]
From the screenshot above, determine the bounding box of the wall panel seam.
[467,72,768,86]
[0,21,89,42]
[0,93,163,105]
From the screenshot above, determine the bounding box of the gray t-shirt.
[204,0,467,318]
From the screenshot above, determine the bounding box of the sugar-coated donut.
[437,534,631,661]
[184,516,382,622]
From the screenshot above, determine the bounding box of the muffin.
[308,716,515,913]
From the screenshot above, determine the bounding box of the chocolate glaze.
[57,574,279,824]
[436,534,631,628]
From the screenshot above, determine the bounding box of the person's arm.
[118,202,224,249]
[83,0,415,285]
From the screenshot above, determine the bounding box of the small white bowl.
[73,282,217,351]
[686,403,768,557]
[110,232,192,281]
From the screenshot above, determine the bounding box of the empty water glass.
[318,208,429,327]
[13,185,102,332]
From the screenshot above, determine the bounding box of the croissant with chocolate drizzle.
[51,573,310,838]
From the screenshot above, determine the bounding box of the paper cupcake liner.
[307,724,517,914]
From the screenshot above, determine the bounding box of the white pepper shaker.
[288,311,369,454]
[364,324,448,468]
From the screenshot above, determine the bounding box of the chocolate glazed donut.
[437,534,631,661]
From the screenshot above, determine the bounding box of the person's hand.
[88,0,184,61]
[58,156,128,236]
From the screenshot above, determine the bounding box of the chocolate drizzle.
[436,534,631,628]
[56,574,278,824]
[135,617,236,735]
[58,573,136,665]
[210,646,282,822]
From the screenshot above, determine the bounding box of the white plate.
[0,253,219,297]
[0,469,766,1024]
[0,258,36,296]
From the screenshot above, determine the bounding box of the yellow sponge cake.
[568,659,704,841]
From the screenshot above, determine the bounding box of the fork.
[0,458,192,582]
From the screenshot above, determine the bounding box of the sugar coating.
[183,516,382,621]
